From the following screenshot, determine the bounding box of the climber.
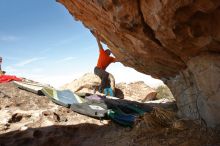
[93,30,116,96]
[0,57,5,75]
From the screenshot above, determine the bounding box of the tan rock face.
[166,53,220,127]
[61,73,115,94]
[58,0,220,127]
[116,81,157,101]
[62,73,102,93]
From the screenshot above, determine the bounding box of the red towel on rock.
[0,75,22,83]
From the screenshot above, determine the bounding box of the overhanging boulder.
[58,0,220,127]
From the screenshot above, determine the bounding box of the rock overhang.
[58,0,220,127]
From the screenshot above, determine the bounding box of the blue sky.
[0,0,163,88]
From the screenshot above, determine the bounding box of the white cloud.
[32,68,44,73]
[16,57,45,67]
[39,48,52,54]
[51,36,80,47]
[4,56,20,61]
[57,57,76,63]
[0,36,20,42]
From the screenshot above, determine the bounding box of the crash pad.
[70,99,108,118]
[13,81,45,95]
[42,87,83,108]
[103,98,152,114]
[0,75,22,83]
[107,108,137,127]
[85,94,105,101]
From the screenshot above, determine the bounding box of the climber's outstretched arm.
[94,30,104,51]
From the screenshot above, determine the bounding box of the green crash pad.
[13,81,45,95]
[107,109,136,127]
[41,87,83,108]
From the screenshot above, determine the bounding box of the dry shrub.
[135,107,177,129]
[155,85,174,100]
[151,107,176,127]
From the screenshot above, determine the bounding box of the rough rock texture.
[58,0,220,127]
[116,81,157,101]
[166,53,220,127]
[1,83,220,146]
